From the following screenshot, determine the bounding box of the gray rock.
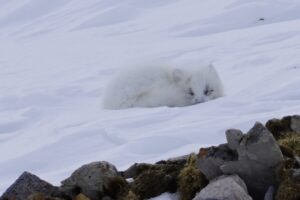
[197,144,237,180]
[221,122,283,199]
[264,186,274,200]
[295,155,300,165]
[193,175,252,200]
[197,157,224,180]
[236,122,283,167]
[226,129,243,150]
[290,115,300,132]
[198,123,283,200]
[291,168,300,181]
[0,171,58,200]
[61,161,118,200]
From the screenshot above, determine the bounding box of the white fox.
[102,63,224,109]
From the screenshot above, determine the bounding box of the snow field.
[1,0,300,197]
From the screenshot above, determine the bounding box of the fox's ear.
[207,63,214,70]
[172,69,185,83]
[208,63,217,71]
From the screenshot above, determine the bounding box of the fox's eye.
[204,86,214,96]
[188,88,194,96]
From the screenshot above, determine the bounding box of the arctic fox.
[102,63,224,109]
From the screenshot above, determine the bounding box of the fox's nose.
[194,98,205,103]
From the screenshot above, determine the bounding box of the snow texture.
[1,1,300,199]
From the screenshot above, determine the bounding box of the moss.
[75,193,90,200]
[266,117,292,140]
[130,161,184,199]
[276,170,300,200]
[278,134,300,156]
[276,178,300,200]
[27,193,63,200]
[103,176,129,199]
[27,193,45,200]
[177,154,208,200]
[279,144,295,158]
[124,191,139,200]
[130,169,171,199]
[275,158,300,200]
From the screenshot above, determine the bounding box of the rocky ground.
[1,115,300,200]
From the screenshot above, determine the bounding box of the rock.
[0,171,58,200]
[60,161,118,200]
[291,168,300,181]
[221,122,283,199]
[264,186,274,200]
[290,115,300,132]
[231,122,283,166]
[130,161,185,199]
[192,175,252,200]
[197,122,283,199]
[197,144,237,180]
[226,129,243,150]
[295,155,300,165]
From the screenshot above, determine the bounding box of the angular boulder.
[0,171,58,200]
[193,175,252,200]
[198,123,283,200]
[60,161,118,200]
[222,123,283,199]
[197,144,237,180]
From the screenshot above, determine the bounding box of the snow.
[1,0,300,198]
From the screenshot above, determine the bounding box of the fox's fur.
[102,63,224,109]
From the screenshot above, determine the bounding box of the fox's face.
[172,64,224,104]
